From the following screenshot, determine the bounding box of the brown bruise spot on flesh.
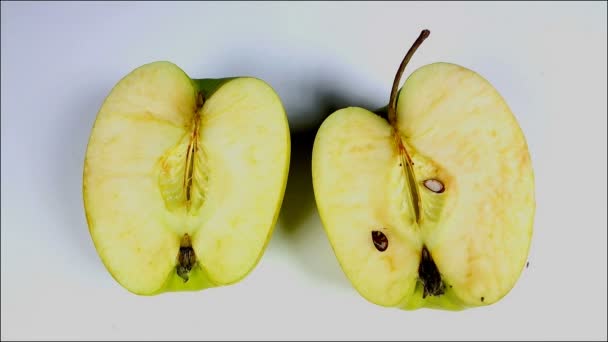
[418,246,445,298]
[371,231,388,252]
[176,234,197,282]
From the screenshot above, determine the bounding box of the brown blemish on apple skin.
[519,150,532,173]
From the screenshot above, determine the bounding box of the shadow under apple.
[276,89,381,290]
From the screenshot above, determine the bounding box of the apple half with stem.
[312,30,535,310]
[83,62,290,295]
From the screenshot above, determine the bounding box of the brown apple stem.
[388,29,430,225]
[388,29,430,128]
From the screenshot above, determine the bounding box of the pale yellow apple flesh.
[83,62,290,295]
[312,62,535,310]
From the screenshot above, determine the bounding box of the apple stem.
[387,29,430,127]
[388,29,430,225]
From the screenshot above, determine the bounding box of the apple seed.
[371,231,388,252]
[423,179,445,193]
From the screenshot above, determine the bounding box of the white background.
[1,1,606,340]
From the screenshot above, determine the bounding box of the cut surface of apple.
[312,31,535,310]
[83,61,290,295]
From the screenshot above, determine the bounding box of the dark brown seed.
[371,231,388,252]
[423,179,445,193]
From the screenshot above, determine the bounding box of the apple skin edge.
[400,283,465,311]
[193,77,237,100]
[372,105,389,120]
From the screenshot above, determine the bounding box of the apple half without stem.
[312,30,535,310]
[83,62,290,295]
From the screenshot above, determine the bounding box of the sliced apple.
[312,30,535,310]
[83,61,290,295]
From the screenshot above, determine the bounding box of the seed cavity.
[371,231,388,252]
[158,95,208,215]
[176,234,197,283]
[423,179,445,193]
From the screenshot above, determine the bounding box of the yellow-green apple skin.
[312,62,535,310]
[83,61,291,295]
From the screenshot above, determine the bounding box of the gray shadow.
[278,92,378,289]
[281,89,379,233]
